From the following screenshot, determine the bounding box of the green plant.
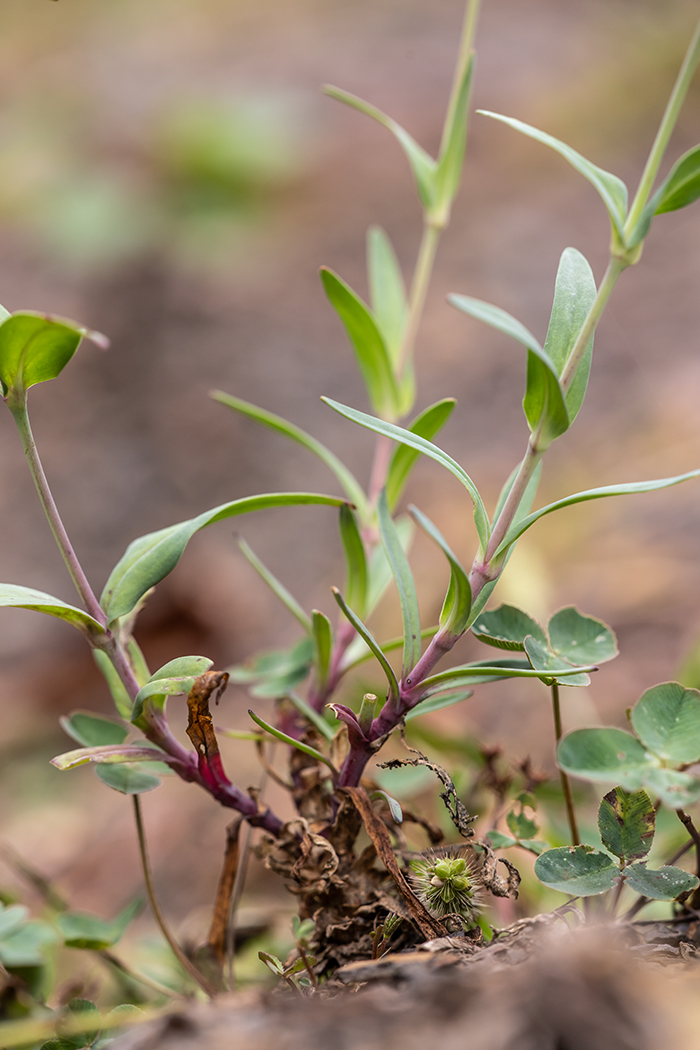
[3,1,700,1041]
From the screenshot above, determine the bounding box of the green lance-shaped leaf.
[557,727,653,789]
[630,682,700,764]
[93,649,138,720]
[238,536,311,632]
[523,635,591,688]
[403,688,473,721]
[311,610,333,692]
[624,862,700,901]
[472,604,547,651]
[0,312,107,398]
[495,469,700,557]
[597,786,655,865]
[409,505,471,638]
[324,85,437,209]
[321,268,400,419]
[542,247,597,425]
[130,655,214,726]
[651,143,700,215]
[60,711,128,748]
[547,607,618,665]
[210,391,367,517]
[367,226,408,366]
[57,900,141,951]
[385,398,456,511]
[332,586,399,704]
[365,514,414,616]
[248,709,338,773]
[323,398,490,555]
[101,492,346,623]
[447,294,569,446]
[418,658,593,695]
[534,845,619,896]
[434,52,474,216]
[50,743,170,798]
[287,691,336,741]
[228,638,313,699]
[478,111,628,237]
[377,489,421,677]
[0,583,105,638]
[339,504,368,617]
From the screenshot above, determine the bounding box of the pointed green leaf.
[478,111,628,236]
[625,862,699,900]
[471,604,546,651]
[238,536,310,632]
[367,226,408,364]
[496,469,700,557]
[321,268,399,418]
[0,312,106,397]
[50,744,172,771]
[434,53,474,213]
[332,587,399,703]
[404,688,473,720]
[651,144,700,214]
[598,786,654,864]
[324,85,437,208]
[323,398,490,554]
[248,709,337,772]
[0,583,105,637]
[377,490,421,677]
[365,514,414,616]
[630,682,700,764]
[311,610,333,691]
[410,505,471,637]
[523,635,590,687]
[57,900,141,950]
[534,845,618,896]
[386,399,456,511]
[101,492,346,622]
[130,656,214,725]
[419,658,591,694]
[95,764,162,794]
[339,504,367,616]
[543,248,597,424]
[557,728,653,787]
[210,391,367,516]
[60,711,127,748]
[548,607,618,665]
[228,638,313,699]
[642,767,700,809]
[486,830,517,850]
[447,294,569,444]
[93,649,136,720]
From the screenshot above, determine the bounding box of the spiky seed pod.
[409,846,483,926]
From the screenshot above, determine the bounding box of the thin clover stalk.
[133,795,217,998]
[550,682,580,846]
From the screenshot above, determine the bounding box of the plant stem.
[624,12,700,239]
[132,795,217,998]
[99,948,179,1001]
[551,682,580,846]
[397,220,441,378]
[677,810,700,878]
[8,399,106,627]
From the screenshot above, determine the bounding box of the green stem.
[624,13,700,239]
[397,220,441,377]
[132,795,217,998]
[99,948,179,1001]
[8,399,106,628]
[551,682,580,846]
[559,257,626,395]
[483,439,543,564]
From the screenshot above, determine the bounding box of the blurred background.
[2,0,700,984]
